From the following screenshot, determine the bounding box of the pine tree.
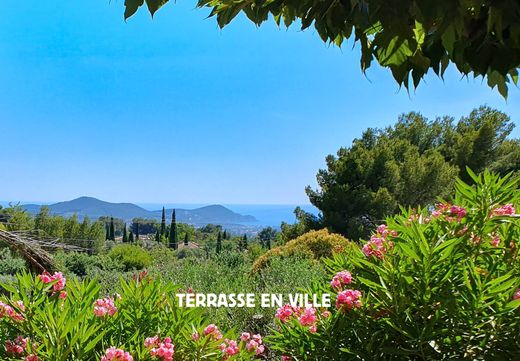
[155,229,160,243]
[128,231,134,243]
[216,231,222,254]
[184,233,189,247]
[168,209,178,250]
[109,217,115,241]
[160,207,166,236]
[122,224,128,243]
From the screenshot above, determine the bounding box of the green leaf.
[145,0,169,18]
[125,0,145,20]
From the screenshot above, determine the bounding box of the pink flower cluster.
[330,270,353,290]
[94,297,118,317]
[203,324,223,340]
[40,272,67,298]
[281,357,293,361]
[5,336,28,355]
[491,204,516,217]
[362,234,393,260]
[219,339,239,359]
[432,203,467,222]
[241,333,265,355]
[490,234,501,247]
[336,289,362,311]
[275,304,319,332]
[0,300,25,322]
[101,347,133,361]
[145,336,175,361]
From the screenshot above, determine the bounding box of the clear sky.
[0,1,518,205]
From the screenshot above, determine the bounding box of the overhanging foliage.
[124,0,520,97]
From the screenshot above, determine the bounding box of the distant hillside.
[22,197,257,225]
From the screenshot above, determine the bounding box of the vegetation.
[269,170,520,360]
[124,1,519,97]
[303,106,520,240]
[252,229,351,273]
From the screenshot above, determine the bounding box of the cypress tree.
[168,209,178,249]
[216,231,222,254]
[223,230,228,239]
[105,223,109,241]
[160,207,166,236]
[155,229,160,243]
[128,231,134,243]
[109,217,115,241]
[122,224,128,243]
[242,234,248,250]
[135,223,140,241]
[184,233,189,246]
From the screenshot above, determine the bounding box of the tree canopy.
[124,0,519,97]
[305,106,520,240]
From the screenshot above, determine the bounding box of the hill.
[22,197,257,225]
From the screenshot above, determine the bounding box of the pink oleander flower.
[336,289,362,311]
[5,336,28,355]
[298,307,317,326]
[59,291,68,299]
[513,289,520,300]
[0,301,24,322]
[203,324,222,340]
[94,297,117,317]
[40,272,66,292]
[432,203,467,222]
[377,224,389,237]
[275,304,295,323]
[101,347,133,361]
[147,336,174,361]
[492,204,516,217]
[362,236,388,259]
[25,355,39,361]
[220,339,239,359]
[321,310,331,318]
[309,324,317,333]
[191,332,200,341]
[330,270,353,290]
[240,332,251,341]
[450,205,467,221]
[246,336,265,355]
[145,336,160,348]
[490,234,501,247]
[281,356,293,361]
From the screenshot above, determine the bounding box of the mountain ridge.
[21,197,257,225]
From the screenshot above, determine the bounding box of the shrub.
[0,248,26,275]
[55,252,103,277]
[108,244,153,271]
[268,170,520,360]
[251,229,351,273]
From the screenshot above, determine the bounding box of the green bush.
[268,170,520,360]
[108,244,153,271]
[252,229,351,273]
[55,252,103,277]
[0,248,26,275]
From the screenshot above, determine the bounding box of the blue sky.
[0,1,518,205]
